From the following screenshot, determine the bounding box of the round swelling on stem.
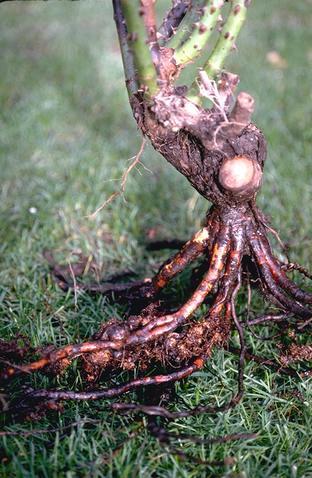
[219,155,262,195]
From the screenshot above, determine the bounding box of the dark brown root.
[254,231,312,304]
[2,208,310,385]
[146,239,186,250]
[248,229,312,319]
[281,262,312,281]
[19,358,204,402]
[147,418,256,468]
[1,204,310,455]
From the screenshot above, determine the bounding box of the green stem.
[158,1,189,44]
[203,0,249,79]
[118,0,158,95]
[173,0,225,66]
[187,0,250,104]
[166,0,206,50]
[113,0,138,97]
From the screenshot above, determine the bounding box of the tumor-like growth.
[1,1,311,446]
[218,155,262,196]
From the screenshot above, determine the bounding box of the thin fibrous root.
[147,420,257,447]
[228,347,309,378]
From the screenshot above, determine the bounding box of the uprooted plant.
[1,0,311,457]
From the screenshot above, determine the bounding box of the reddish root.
[1,224,231,380]
[248,229,312,319]
[1,205,310,438]
[21,357,204,402]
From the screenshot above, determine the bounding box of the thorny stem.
[166,0,206,50]
[158,0,189,43]
[186,0,249,103]
[113,0,250,104]
[113,0,138,96]
[140,0,163,78]
[173,0,224,66]
[203,0,249,79]
[113,0,158,95]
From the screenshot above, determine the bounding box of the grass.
[0,1,311,477]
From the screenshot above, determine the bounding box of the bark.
[131,84,266,207]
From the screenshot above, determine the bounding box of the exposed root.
[20,358,204,402]
[281,262,312,281]
[1,83,311,459]
[147,417,256,468]
[2,206,310,409]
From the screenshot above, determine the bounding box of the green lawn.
[0,1,311,477]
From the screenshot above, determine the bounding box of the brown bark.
[131,80,266,207]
